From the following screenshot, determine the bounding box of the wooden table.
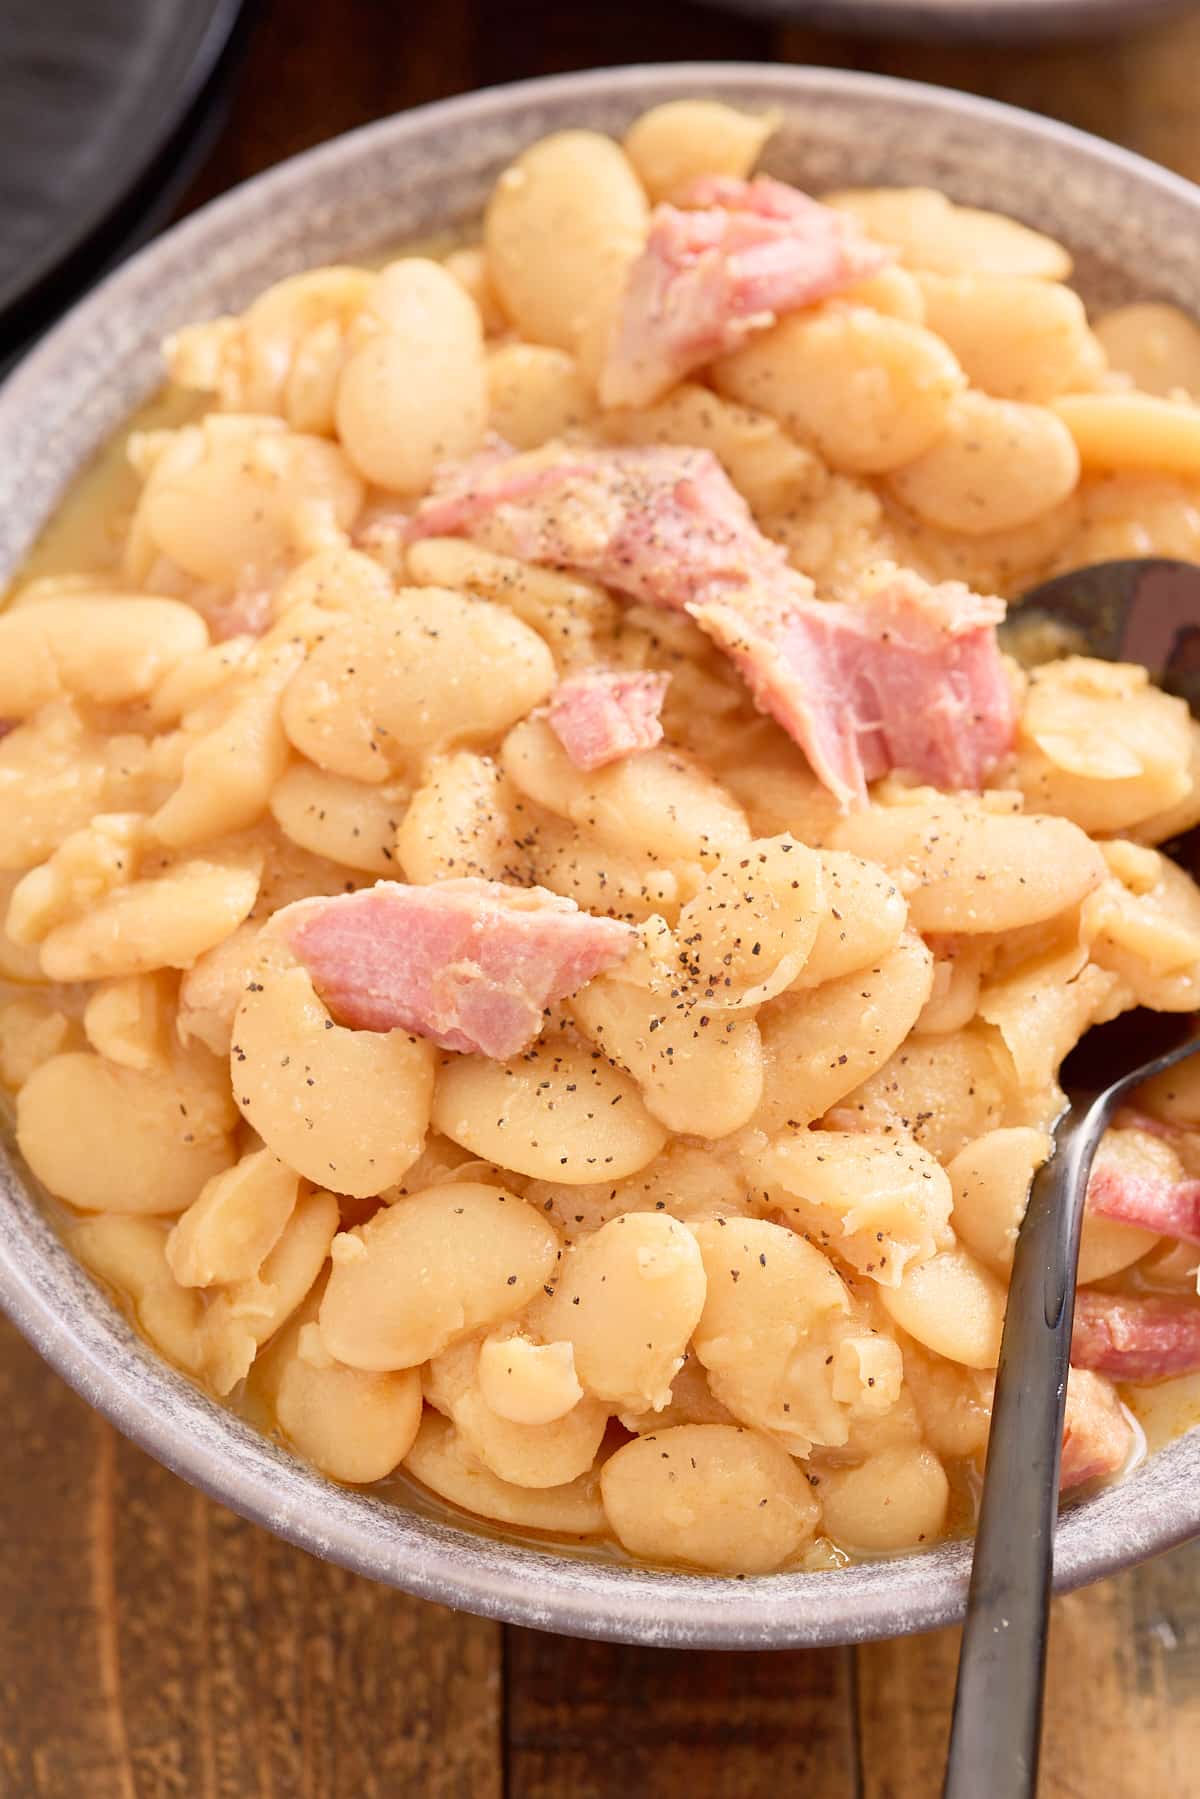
[6,2,1200,1792]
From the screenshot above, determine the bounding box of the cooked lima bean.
[877,1243,1006,1368]
[1054,391,1200,477]
[947,1127,1052,1274]
[486,344,595,448]
[166,1146,299,1288]
[887,391,1080,535]
[601,1424,819,1573]
[432,1031,668,1184]
[231,948,436,1196]
[425,1336,607,1488]
[1094,302,1200,399]
[817,1445,949,1553]
[18,1048,234,1214]
[714,306,965,474]
[750,1130,954,1288]
[270,1324,423,1484]
[825,188,1071,280]
[571,971,765,1138]
[754,930,934,1133]
[832,799,1106,935]
[335,260,487,493]
[484,130,648,353]
[835,1025,1024,1163]
[282,589,556,781]
[622,100,775,202]
[269,763,409,875]
[477,1331,584,1425]
[319,1182,560,1370]
[403,1409,607,1535]
[0,597,208,718]
[137,416,363,586]
[202,1188,340,1395]
[690,1216,854,1453]
[914,274,1101,402]
[530,1212,706,1412]
[1015,656,1193,834]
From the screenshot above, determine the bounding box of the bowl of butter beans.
[3,65,1200,1646]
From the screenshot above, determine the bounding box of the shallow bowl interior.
[2,63,1199,1649]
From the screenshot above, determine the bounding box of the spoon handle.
[942,1098,1105,1799]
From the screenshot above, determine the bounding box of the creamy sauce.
[5,229,463,601]
[7,385,204,598]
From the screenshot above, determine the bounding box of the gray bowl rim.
[2,61,1200,1651]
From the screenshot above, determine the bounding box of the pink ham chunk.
[1087,1129,1200,1244]
[409,444,1015,807]
[1072,1289,1200,1381]
[546,669,669,771]
[204,588,274,641]
[410,443,782,612]
[600,175,890,408]
[1110,1105,1181,1143]
[282,877,636,1057]
[1059,1367,1134,1489]
[694,569,1013,807]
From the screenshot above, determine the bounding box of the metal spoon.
[944,558,1200,1799]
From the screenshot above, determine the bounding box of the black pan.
[0,0,250,358]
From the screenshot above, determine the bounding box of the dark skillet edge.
[1,63,1200,1649]
[0,0,252,358]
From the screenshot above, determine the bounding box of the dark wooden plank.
[0,1321,137,1799]
[504,1628,859,1798]
[856,1626,959,1799]
[0,1315,503,1799]
[184,0,477,208]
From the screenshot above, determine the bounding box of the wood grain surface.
[7,1,1200,1792]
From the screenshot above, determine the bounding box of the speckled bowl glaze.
[2,65,1199,1650]
[702,0,1194,43]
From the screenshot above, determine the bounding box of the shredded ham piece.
[409,443,1015,807]
[1059,1367,1134,1489]
[600,175,890,408]
[694,571,1012,806]
[282,877,636,1058]
[1110,1105,1182,1143]
[1072,1289,1200,1380]
[1088,1150,1200,1244]
[205,589,274,641]
[546,669,669,771]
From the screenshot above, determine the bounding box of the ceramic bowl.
[2,64,1199,1650]
[701,0,1194,42]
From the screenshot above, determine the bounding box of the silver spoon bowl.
[945,558,1200,1797]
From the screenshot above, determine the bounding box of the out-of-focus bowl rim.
[698,0,1194,44]
[2,63,1199,1650]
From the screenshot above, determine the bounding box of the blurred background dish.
[700,0,1197,40]
[0,0,250,364]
